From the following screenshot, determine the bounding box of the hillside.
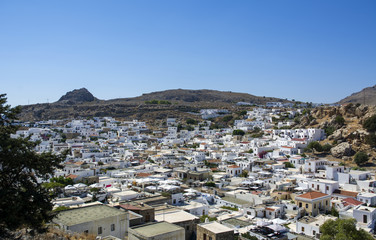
[18,88,290,122]
[295,103,376,165]
[338,85,376,105]
[129,89,287,104]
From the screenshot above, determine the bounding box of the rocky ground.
[296,104,376,167]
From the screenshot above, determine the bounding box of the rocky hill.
[58,88,97,103]
[130,89,286,103]
[18,89,290,122]
[338,85,376,105]
[295,103,376,165]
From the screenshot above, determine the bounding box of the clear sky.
[1,1,375,107]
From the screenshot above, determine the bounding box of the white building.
[296,215,336,239]
[54,204,129,239]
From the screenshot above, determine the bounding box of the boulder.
[331,142,355,158]
[329,129,343,141]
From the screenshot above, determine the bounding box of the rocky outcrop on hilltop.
[58,88,97,103]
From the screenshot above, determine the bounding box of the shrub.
[324,126,336,136]
[222,115,233,122]
[221,206,238,211]
[200,215,217,223]
[306,141,323,152]
[363,114,376,132]
[204,181,216,187]
[284,162,295,168]
[354,151,369,166]
[334,114,345,126]
[322,143,332,152]
[238,110,247,116]
[53,206,70,212]
[365,133,376,147]
[186,118,198,125]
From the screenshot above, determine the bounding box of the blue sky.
[0,1,375,106]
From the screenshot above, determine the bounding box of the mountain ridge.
[18,88,292,121]
[338,85,376,105]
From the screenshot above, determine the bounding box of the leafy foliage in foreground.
[320,218,373,240]
[0,94,66,235]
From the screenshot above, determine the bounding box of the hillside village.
[11,105,376,240]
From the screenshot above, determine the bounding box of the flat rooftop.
[298,215,336,225]
[199,221,233,234]
[130,222,183,237]
[55,204,126,226]
[155,210,199,223]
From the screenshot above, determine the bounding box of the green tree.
[238,110,247,116]
[334,114,345,126]
[222,115,233,122]
[240,170,249,177]
[330,206,339,217]
[49,176,74,186]
[324,126,336,136]
[0,94,66,235]
[322,143,332,152]
[354,151,369,166]
[284,162,295,168]
[232,129,245,136]
[306,141,323,152]
[320,218,373,240]
[204,182,216,187]
[363,114,376,132]
[186,118,198,125]
[365,133,376,147]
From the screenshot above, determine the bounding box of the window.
[84,230,88,234]
[186,226,189,231]
[111,224,115,231]
[299,202,302,208]
[326,200,328,205]
[312,184,314,188]
[203,233,207,240]
[306,204,308,208]
[313,230,316,236]
[209,237,212,240]
[326,186,329,191]
[314,204,316,209]
[98,227,102,235]
[302,227,305,232]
